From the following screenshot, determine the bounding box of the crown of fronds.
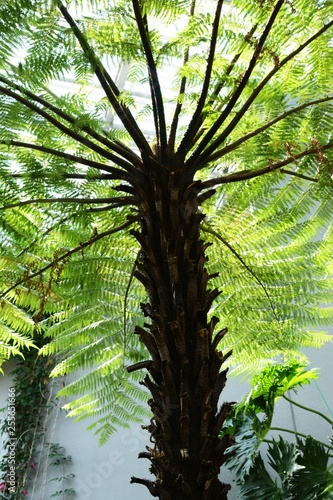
[0,0,332,440]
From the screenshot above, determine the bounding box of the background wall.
[1,338,332,499]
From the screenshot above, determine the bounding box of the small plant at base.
[220,361,333,499]
[48,443,76,499]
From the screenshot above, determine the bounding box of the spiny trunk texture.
[127,156,233,499]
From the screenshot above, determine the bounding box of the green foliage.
[0,0,332,442]
[238,437,333,500]
[48,443,76,498]
[203,174,333,374]
[222,361,333,498]
[0,345,75,498]
[243,362,319,410]
[0,342,54,497]
[222,361,320,481]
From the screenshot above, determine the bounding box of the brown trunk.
[127,156,233,499]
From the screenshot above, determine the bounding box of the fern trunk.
[128,156,233,499]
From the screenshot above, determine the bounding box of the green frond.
[202,169,333,373]
[57,361,150,445]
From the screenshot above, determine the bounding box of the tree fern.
[0,0,332,497]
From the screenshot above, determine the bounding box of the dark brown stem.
[201,224,279,322]
[1,139,124,175]
[279,168,318,182]
[0,74,141,165]
[0,86,136,171]
[10,172,116,181]
[200,140,333,190]
[132,0,168,160]
[190,18,333,169]
[187,0,285,168]
[177,0,225,157]
[16,215,74,258]
[1,196,135,210]
[205,96,333,164]
[0,220,135,299]
[57,0,152,154]
[167,0,196,154]
[184,24,258,153]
